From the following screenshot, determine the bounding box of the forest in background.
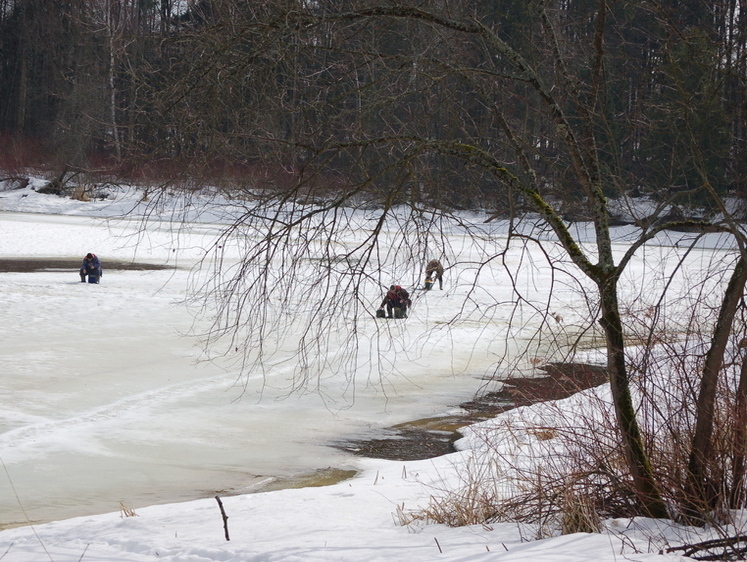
[0,0,744,216]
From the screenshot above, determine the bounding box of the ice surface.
[0,206,518,527]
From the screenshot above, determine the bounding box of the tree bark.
[731,345,747,507]
[598,274,669,519]
[687,254,747,518]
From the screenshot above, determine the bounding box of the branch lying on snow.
[667,535,747,560]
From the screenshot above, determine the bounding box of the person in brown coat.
[425,259,444,290]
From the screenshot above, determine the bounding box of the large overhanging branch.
[421,138,602,280]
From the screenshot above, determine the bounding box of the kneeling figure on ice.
[378,285,411,319]
[79,253,102,284]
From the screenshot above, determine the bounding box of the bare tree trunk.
[598,275,669,519]
[108,28,121,161]
[15,24,28,131]
[686,254,747,519]
[731,343,747,507]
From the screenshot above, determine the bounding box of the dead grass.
[119,502,138,518]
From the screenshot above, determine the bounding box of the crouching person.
[425,259,444,290]
[379,285,411,318]
[80,253,102,283]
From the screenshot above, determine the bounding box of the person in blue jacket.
[79,253,102,283]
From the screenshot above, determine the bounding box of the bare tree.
[127,0,747,521]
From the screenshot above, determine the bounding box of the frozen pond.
[0,211,518,528]
[0,202,735,529]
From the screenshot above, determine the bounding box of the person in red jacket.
[379,285,411,318]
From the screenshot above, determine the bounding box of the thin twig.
[215,495,230,541]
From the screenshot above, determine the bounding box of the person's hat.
[85,253,93,259]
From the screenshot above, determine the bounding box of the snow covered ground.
[0,181,736,560]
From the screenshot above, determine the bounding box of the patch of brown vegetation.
[487,362,609,406]
[337,363,609,461]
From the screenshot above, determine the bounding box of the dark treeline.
[0,0,745,212]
